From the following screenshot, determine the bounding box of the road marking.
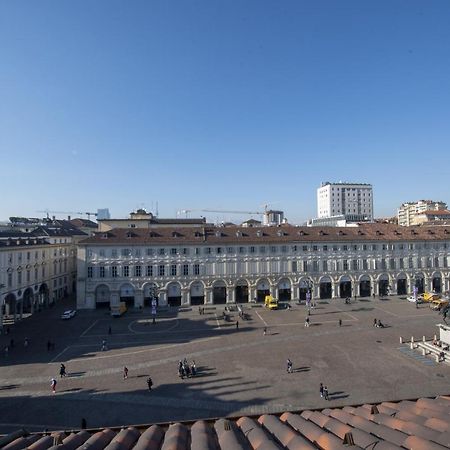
[128,319,179,334]
[216,318,221,329]
[343,311,359,321]
[80,320,99,337]
[56,336,222,363]
[49,346,69,363]
[255,310,268,326]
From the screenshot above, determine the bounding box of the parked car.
[61,310,76,320]
[422,292,441,302]
[407,296,422,303]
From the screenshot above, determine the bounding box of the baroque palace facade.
[76,223,450,309]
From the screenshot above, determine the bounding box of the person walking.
[59,364,66,378]
[338,319,342,327]
[236,320,239,330]
[51,378,57,394]
[286,358,293,373]
[319,383,324,398]
[191,360,197,376]
[263,327,267,336]
[373,318,377,327]
[101,340,107,351]
[305,317,310,327]
[123,367,128,379]
[147,377,153,391]
[323,386,329,400]
[24,337,29,348]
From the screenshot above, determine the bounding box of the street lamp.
[305,278,314,308]
[0,283,5,334]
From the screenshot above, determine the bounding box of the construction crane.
[177,203,280,218]
[37,210,99,220]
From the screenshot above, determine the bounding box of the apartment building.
[398,200,448,226]
[317,182,373,223]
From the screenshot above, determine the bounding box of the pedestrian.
[4,346,9,358]
[51,378,57,394]
[319,382,324,398]
[81,418,87,429]
[60,364,66,378]
[108,326,112,335]
[24,337,29,348]
[101,340,107,351]
[323,386,329,400]
[305,317,310,327]
[191,360,196,376]
[123,366,128,379]
[147,377,153,390]
[263,327,267,336]
[339,319,342,327]
[286,358,293,373]
[236,320,239,329]
[373,318,377,327]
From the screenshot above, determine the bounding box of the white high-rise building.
[317,182,373,222]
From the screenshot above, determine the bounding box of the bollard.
[422,348,426,356]
[423,336,426,342]
[400,336,403,344]
[434,334,437,341]
[410,337,415,349]
[436,354,440,363]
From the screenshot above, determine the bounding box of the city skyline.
[1,1,450,223]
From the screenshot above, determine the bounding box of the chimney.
[68,215,71,221]
[52,215,56,221]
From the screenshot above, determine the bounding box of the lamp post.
[305,278,314,309]
[0,283,5,334]
[148,285,159,324]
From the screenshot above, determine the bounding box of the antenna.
[156,201,159,217]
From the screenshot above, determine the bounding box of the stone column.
[291,285,299,302]
[135,289,144,309]
[227,287,235,304]
[204,287,213,304]
[270,285,277,298]
[332,282,339,299]
[248,286,256,303]
[181,289,189,306]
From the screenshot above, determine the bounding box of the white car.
[61,310,76,320]
[407,296,422,304]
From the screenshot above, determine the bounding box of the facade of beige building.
[398,200,447,226]
[77,224,450,310]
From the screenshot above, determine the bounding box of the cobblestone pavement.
[0,295,449,433]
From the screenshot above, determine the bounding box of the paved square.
[0,295,449,434]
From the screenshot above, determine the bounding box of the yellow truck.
[111,302,127,317]
[264,295,278,310]
[422,292,441,303]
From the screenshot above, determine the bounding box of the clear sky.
[1,1,450,224]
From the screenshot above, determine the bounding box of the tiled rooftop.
[2,396,450,450]
[80,223,450,245]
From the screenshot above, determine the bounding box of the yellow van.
[264,295,278,310]
[430,299,449,311]
[422,292,441,302]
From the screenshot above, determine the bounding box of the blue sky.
[1,1,449,224]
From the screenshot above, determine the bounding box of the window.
[194,264,200,275]
[146,265,153,277]
[183,248,189,255]
[35,268,38,280]
[239,247,245,254]
[182,264,189,276]
[312,261,319,272]
[87,267,93,278]
[389,258,395,270]
[381,259,387,270]
[303,261,308,272]
[281,245,287,253]
[134,265,142,277]
[322,260,328,271]
[158,248,166,256]
[135,248,141,257]
[353,245,357,251]
[146,248,154,256]
[249,246,255,253]
[171,264,177,276]
[158,265,165,276]
[362,259,368,270]
[217,247,223,254]
[27,251,30,261]
[292,245,298,252]
[259,246,266,253]
[205,247,212,254]
[343,260,348,270]
[270,246,277,253]
[302,245,308,252]
[112,249,118,258]
[352,259,358,270]
[171,248,177,255]
[7,272,12,287]
[292,261,297,272]
[323,245,328,252]
[26,270,30,282]
[333,246,338,252]
[99,266,105,278]
[195,248,200,255]
[123,266,129,277]
[227,247,234,254]
[42,266,46,277]
[111,266,118,277]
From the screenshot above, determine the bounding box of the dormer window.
[236,231,242,237]
[277,230,284,237]
[256,230,262,237]
[194,231,202,238]
[215,231,222,238]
